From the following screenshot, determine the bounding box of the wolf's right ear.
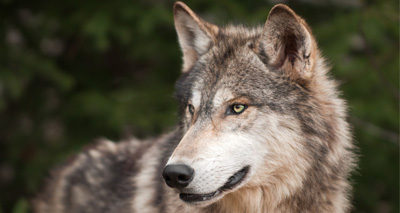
[174,1,219,72]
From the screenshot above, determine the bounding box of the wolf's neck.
[202,183,349,213]
[202,187,273,213]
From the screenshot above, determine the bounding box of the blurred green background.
[0,0,398,212]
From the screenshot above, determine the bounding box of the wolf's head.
[162,1,349,207]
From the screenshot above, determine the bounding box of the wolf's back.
[33,131,180,213]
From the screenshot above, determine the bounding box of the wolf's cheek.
[241,112,314,192]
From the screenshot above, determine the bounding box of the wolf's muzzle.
[162,164,194,190]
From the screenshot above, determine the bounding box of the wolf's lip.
[179,166,250,203]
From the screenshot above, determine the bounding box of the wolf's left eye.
[227,104,248,115]
[188,104,195,115]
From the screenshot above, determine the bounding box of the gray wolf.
[34,2,356,212]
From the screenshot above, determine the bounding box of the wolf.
[33,2,356,213]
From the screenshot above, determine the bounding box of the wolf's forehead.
[191,84,234,109]
[213,88,234,107]
[189,62,266,106]
[187,30,275,106]
[190,73,240,108]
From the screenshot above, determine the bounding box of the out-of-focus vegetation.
[0,0,398,212]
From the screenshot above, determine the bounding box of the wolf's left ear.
[174,1,219,72]
[257,4,317,81]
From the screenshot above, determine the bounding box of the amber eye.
[228,104,248,115]
[188,104,195,115]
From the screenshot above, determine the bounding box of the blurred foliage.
[0,0,398,212]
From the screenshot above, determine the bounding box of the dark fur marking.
[221,45,234,61]
[248,42,254,49]
[256,46,270,66]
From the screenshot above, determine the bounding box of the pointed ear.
[257,4,317,81]
[173,1,219,72]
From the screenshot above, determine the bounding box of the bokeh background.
[0,0,398,212]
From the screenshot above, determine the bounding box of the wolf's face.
[163,2,324,206]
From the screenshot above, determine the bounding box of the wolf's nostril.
[162,164,194,189]
[178,175,190,181]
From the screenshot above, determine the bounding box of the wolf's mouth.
[179,166,250,203]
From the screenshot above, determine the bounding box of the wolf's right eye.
[188,104,195,115]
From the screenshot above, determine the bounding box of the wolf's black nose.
[162,164,194,189]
